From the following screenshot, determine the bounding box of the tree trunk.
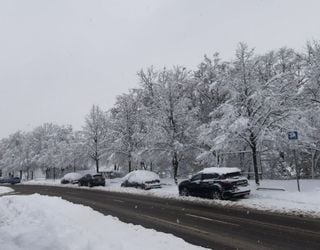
[247,164,251,180]
[172,151,179,184]
[251,141,260,185]
[95,159,99,173]
[128,159,132,172]
[311,150,317,179]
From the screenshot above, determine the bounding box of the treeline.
[1,42,320,184]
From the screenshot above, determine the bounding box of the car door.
[82,174,91,185]
[188,174,202,196]
[200,173,220,197]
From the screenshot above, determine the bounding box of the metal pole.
[293,149,300,192]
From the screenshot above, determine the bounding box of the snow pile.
[0,194,206,250]
[238,179,320,217]
[22,178,320,218]
[0,186,14,195]
[24,178,62,186]
[122,170,160,184]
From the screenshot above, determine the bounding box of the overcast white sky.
[1,0,320,138]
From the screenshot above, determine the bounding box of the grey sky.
[1,0,320,138]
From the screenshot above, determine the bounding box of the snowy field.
[22,178,320,218]
[0,194,207,250]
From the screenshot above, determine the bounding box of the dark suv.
[78,174,105,187]
[0,176,21,185]
[178,167,250,200]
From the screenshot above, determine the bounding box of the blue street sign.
[288,131,298,140]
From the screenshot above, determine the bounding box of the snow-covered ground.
[0,186,14,195]
[0,194,207,250]
[22,178,320,218]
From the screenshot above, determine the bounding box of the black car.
[178,167,250,200]
[78,174,105,187]
[0,176,21,185]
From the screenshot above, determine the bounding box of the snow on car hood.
[123,170,160,184]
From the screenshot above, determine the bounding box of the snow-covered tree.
[139,66,199,183]
[83,105,108,173]
[108,91,146,172]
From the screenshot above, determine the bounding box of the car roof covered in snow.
[62,172,83,180]
[198,167,241,175]
[123,170,160,184]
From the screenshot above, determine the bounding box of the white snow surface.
[122,170,160,184]
[0,186,14,195]
[23,178,320,218]
[199,167,241,175]
[0,194,206,250]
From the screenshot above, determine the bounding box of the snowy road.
[12,185,320,250]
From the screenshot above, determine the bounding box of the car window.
[220,172,241,179]
[190,174,201,182]
[202,173,219,180]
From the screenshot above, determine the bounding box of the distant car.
[78,174,105,187]
[60,172,83,184]
[0,176,21,185]
[121,170,161,190]
[178,167,250,200]
[104,170,125,179]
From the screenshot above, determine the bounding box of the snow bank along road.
[12,185,320,250]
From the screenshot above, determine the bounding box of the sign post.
[288,131,300,192]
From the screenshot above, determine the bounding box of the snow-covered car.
[60,172,83,184]
[178,167,250,200]
[121,170,161,190]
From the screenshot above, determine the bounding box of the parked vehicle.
[0,176,21,185]
[60,172,83,184]
[121,170,161,190]
[178,167,250,200]
[78,174,105,187]
[103,170,125,179]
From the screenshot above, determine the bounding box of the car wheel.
[212,190,222,200]
[180,187,189,196]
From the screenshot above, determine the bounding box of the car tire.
[212,190,222,200]
[180,187,189,196]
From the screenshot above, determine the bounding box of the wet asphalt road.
[10,185,320,250]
